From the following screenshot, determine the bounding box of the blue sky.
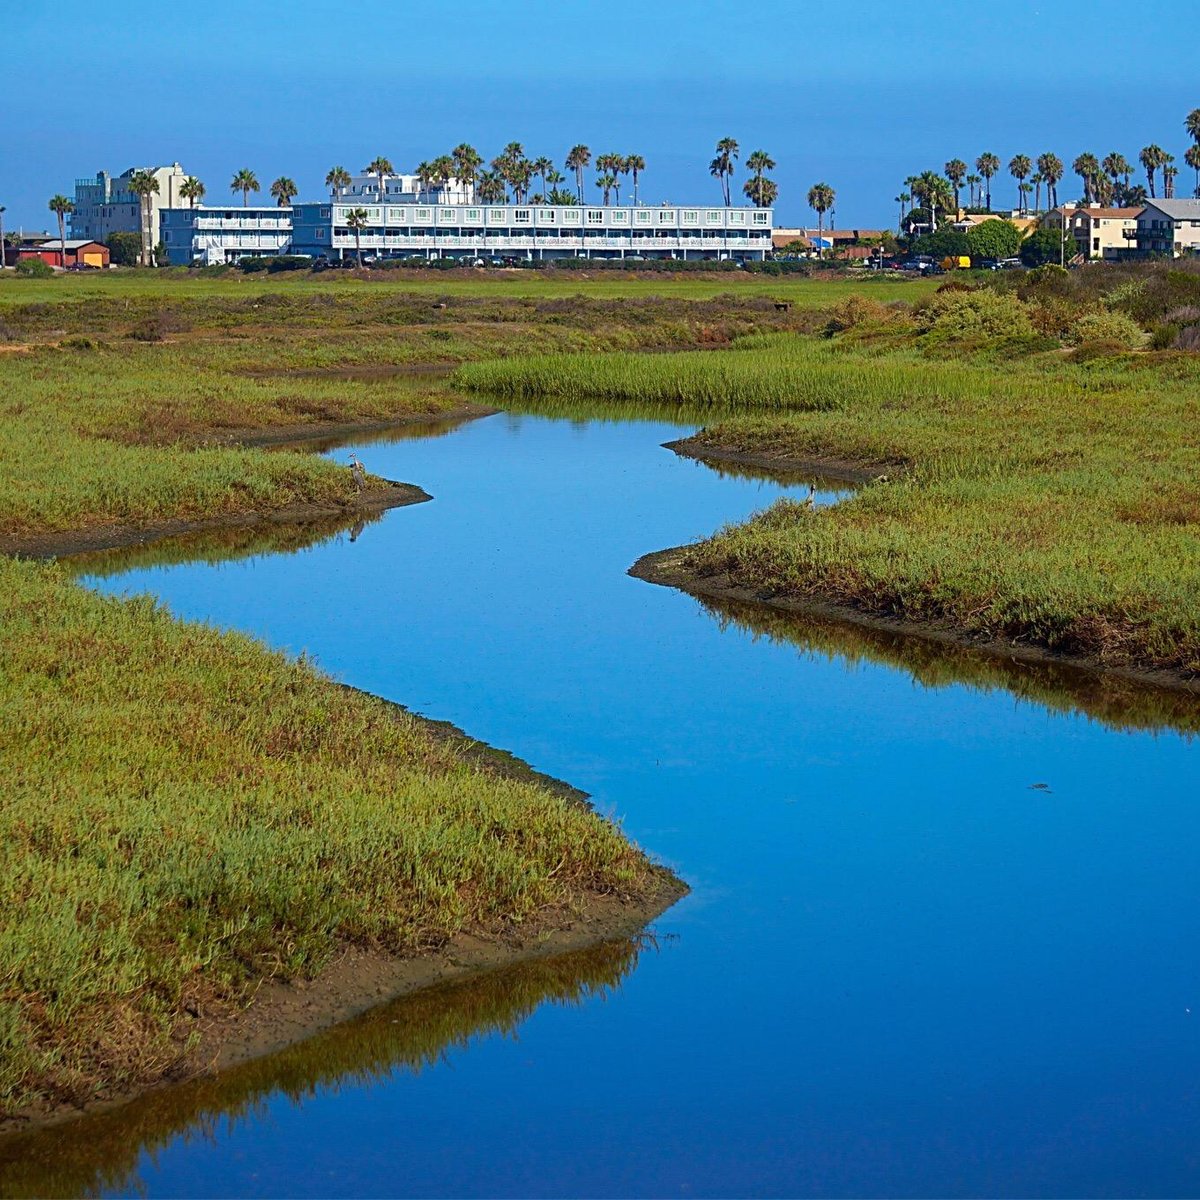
[3,0,1197,230]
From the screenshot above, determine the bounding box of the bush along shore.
[459,262,1200,683]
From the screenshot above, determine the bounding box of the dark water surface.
[14,411,1200,1197]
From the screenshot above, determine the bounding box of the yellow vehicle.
[941,255,972,270]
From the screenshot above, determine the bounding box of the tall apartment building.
[71,164,189,248]
[291,199,773,263]
[160,206,292,265]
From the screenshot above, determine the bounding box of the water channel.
[6,408,1200,1197]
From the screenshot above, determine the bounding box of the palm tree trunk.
[355,229,362,268]
[57,211,65,268]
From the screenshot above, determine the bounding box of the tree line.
[897,107,1200,231]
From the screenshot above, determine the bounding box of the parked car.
[997,257,1024,270]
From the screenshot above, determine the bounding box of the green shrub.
[1149,323,1180,350]
[104,231,143,267]
[1066,310,1144,349]
[15,257,54,278]
[915,288,1034,341]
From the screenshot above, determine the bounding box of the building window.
[513,209,531,222]
[635,210,651,224]
[415,208,431,221]
[488,209,505,224]
[682,210,699,224]
[705,210,723,224]
[586,210,603,224]
[316,229,326,240]
[440,208,455,221]
[658,210,676,223]
[465,208,482,222]
[753,212,769,225]
[611,210,628,224]
[729,211,746,226]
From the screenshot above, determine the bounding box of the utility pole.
[0,206,6,268]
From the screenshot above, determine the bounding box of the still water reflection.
[17,410,1200,1197]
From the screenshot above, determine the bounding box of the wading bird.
[802,482,816,509]
[349,454,367,492]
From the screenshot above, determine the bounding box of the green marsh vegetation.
[460,264,1200,678]
[0,555,655,1116]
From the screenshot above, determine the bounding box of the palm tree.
[451,144,483,200]
[1163,157,1178,199]
[1139,144,1167,198]
[179,176,205,208]
[1073,153,1101,204]
[1037,153,1064,208]
[230,168,259,207]
[965,173,981,208]
[626,154,646,205]
[477,170,506,204]
[712,137,739,205]
[414,161,435,203]
[1186,107,1200,145]
[431,154,455,199]
[531,156,553,200]
[565,145,591,204]
[595,173,616,205]
[364,156,394,203]
[944,158,967,211]
[47,194,73,268]
[807,182,835,254]
[920,171,953,230]
[976,153,1000,210]
[742,175,777,208]
[744,150,772,206]
[1103,152,1133,195]
[1186,145,1200,197]
[128,169,160,266]
[269,176,297,207]
[895,192,910,228]
[325,165,351,199]
[1008,155,1032,212]
[1018,181,1032,213]
[1031,172,1044,213]
[545,170,569,203]
[344,207,369,267]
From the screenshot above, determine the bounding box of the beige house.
[952,211,1038,237]
[1070,206,1143,260]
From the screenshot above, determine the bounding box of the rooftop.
[1142,198,1200,218]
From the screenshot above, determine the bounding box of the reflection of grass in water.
[700,593,1200,737]
[64,511,388,578]
[0,936,651,1199]
[263,411,489,454]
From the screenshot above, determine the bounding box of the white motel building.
[161,172,774,265]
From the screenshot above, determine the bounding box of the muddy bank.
[1,482,429,560]
[665,434,894,485]
[2,872,683,1140]
[631,546,1200,698]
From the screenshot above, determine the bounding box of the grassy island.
[459,264,1200,679]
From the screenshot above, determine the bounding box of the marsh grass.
[468,333,1200,674]
[0,556,652,1115]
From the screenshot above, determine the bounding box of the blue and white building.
[291,200,773,262]
[160,205,293,265]
[159,168,774,264]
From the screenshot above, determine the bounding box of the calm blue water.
[27,412,1200,1196]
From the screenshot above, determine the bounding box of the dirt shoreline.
[2,874,683,1140]
[631,546,1200,697]
[1,481,430,560]
[664,434,896,485]
[651,434,1200,695]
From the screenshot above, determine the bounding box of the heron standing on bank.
[349,453,367,493]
